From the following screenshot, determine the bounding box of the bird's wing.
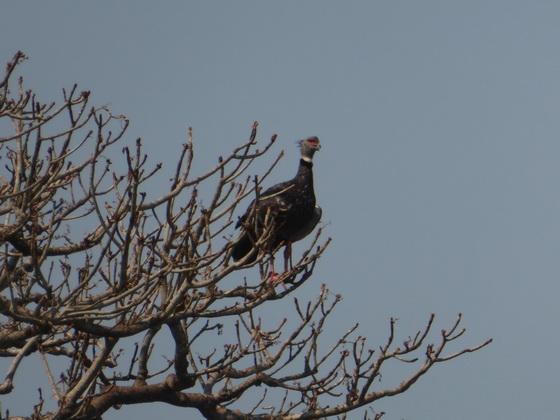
[235,180,295,229]
[258,179,297,214]
[259,179,293,198]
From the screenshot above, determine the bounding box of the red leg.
[268,254,276,279]
[268,254,287,290]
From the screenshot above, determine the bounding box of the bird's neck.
[296,158,314,182]
[298,158,313,170]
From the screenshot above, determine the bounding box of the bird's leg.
[268,254,278,281]
[283,241,293,272]
[268,254,287,290]
[269,255,275,277]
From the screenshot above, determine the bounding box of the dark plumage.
[231,137,321,273]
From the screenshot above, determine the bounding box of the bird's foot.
[268,271,288,290]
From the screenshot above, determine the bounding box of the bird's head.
[299,137,321,162]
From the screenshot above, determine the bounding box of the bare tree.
[0,51,491,420]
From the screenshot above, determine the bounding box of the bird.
[231,136,321,278]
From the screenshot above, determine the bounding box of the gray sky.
[2,2,559,419]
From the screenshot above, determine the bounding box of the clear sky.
[2,2,560,419]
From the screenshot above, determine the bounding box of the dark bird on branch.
[231,136,322,278]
